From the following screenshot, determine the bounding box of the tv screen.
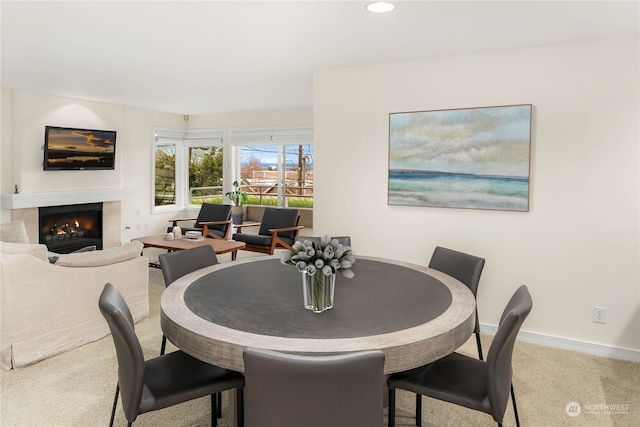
[43,125,116,170]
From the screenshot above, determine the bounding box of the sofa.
[242,205,313,228]
[0,221,149,369]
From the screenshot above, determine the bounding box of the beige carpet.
[1,250,638,426]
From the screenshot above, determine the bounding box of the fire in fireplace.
[39,202,103,254]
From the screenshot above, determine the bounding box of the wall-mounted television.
[43,125,117,170]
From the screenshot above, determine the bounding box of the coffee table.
[133,234,246,265]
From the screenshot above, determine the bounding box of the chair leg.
[217,392,222,418]
[110,384,119,427]
[416,393,422,426]
[475,331,484,361]
[388,388,396,427]
[511,383,520,427]
[160,335,167,355]
[210,393,217,427]
[237,389,244,427]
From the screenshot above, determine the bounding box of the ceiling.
[2,1,638,115]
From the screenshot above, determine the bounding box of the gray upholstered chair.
[157,245,224,418]
[294,235,352,247]
[158,245,219,355]
[232,207,303,255]
[387,285,532,427]
[168,203,233,240]
[99,283,244,427]
[243,348,384,427]
[429,246,485,359]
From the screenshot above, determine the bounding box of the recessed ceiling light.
[366,2,395,14]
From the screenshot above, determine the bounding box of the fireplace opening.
[39,203,103,254]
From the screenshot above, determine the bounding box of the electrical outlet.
[136,224,142,231]
[593,306,606,324]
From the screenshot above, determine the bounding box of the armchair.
[168,203,232,240]
[232,207,303,255]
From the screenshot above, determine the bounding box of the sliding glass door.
[237,144,313,208]
[230,126,313,208]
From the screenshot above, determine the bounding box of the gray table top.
[161,255,475,374]
[184,258,452,339]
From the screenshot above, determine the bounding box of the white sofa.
[0,221,149,369]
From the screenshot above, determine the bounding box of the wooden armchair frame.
[235,214,303,255]
[169,217,233,240]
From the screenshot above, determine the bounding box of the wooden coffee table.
[134,234,246,266]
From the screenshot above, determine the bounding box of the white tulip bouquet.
[280,235,355,278]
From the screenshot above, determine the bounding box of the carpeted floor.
[1,250,638,426]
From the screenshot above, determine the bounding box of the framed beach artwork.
[388,104,532,212]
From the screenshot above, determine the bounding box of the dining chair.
[243,348,385,427]
[158,245,223,418]
[99,283,244,427]
[158,245,219,355]
[232,207,303,255]
[428,246,485,359]
[168,203,233,240]
[387,285,532,427]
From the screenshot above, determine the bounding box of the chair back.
[243,348,385,427]
[195,203,232,234]
[428,246,485,296]
[294,236,352,247]
[258,208,300,241]
[158,245,218,287]
[429,246,485,334]
[98,283,145,422]
[486,285,532,422]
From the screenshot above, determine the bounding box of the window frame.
[229,125,313,207]
[152,127,224,214]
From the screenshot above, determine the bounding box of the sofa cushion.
[0,221,29,244]
[48,245,96,264]
[0,242,49,262]
[54,241,143,267]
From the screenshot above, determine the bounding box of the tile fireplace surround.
[2,188,136,248]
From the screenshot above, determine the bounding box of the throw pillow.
[0,242,49,262]
[0,220,29,244]
[54,241,143,267]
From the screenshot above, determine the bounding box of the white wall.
[313,37,639,355]
[0,90,186,232]
[0,90,312,238]
[1,89,14,223]
[5,91,126,194]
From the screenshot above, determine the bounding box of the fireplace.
[39,203,103,254]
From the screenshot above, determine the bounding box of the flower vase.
[302,271,336,313]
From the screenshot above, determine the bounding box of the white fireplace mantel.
[1,187,137,210]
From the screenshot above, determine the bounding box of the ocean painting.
[388,104,532,211]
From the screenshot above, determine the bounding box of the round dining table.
[160,255,476,376]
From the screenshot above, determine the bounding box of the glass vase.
[302,271,336,313]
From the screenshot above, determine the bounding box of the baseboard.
[480,324,640,362]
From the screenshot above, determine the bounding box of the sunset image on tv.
[44,126,116,170]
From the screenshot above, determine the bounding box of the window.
[229,126,313,208]
[153,128,224,212]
